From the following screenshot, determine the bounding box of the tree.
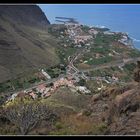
[2,99,56,135]
[78,79,86,86]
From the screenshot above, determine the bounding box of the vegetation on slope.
[0,5,60,83]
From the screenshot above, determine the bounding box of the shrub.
[2,98,55,135]
[55,122,63,130]
[78,79,86,86]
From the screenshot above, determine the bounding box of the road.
[66,47,140,80]
[79,57,140,73]
[66,48,89,80]
[5,49,140,100]
[7,74,67,97]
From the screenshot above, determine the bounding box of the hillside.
[0,5,60,83]
[1,5,140,135]
[86,61,140,135]
[0,64,140,135]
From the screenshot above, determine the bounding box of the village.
[60,22,98,48]
[5,71,91,103]
[5,52,122,104]
[58,19,132,49]
[4,19,136,105]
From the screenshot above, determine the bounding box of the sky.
[38,4,140,48]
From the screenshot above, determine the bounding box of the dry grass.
[76,63,92,70]
[49,114,107,135]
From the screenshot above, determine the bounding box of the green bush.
[55,122,63,130]
[78,79,86,86]
[123,63,136,72]
[91,47,110,54]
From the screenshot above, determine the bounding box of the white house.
[76,86,91,94]
[41,69,51,79]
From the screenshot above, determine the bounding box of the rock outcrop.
[87,61,140,135]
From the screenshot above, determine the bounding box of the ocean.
[83,4,140,50]
[39,4,140,49]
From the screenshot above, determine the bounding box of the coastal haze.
[39,4,140,49]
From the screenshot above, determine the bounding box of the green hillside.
[0,5,60,83]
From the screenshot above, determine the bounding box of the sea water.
[39,4,140,49]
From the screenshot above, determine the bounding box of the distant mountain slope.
[0,5,60,83]
[0,5,50,29]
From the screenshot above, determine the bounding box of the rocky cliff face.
[87,61,140,135]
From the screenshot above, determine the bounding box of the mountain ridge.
[0,5,50,29]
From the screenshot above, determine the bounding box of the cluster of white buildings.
[5,76,91,104]
[118,35,129,46]
[118,34,133,48]
[64,23,98,47]
[60,22,134,49]
[76,86,91,94]
[74,35,93,44]
[88,28,98,36]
